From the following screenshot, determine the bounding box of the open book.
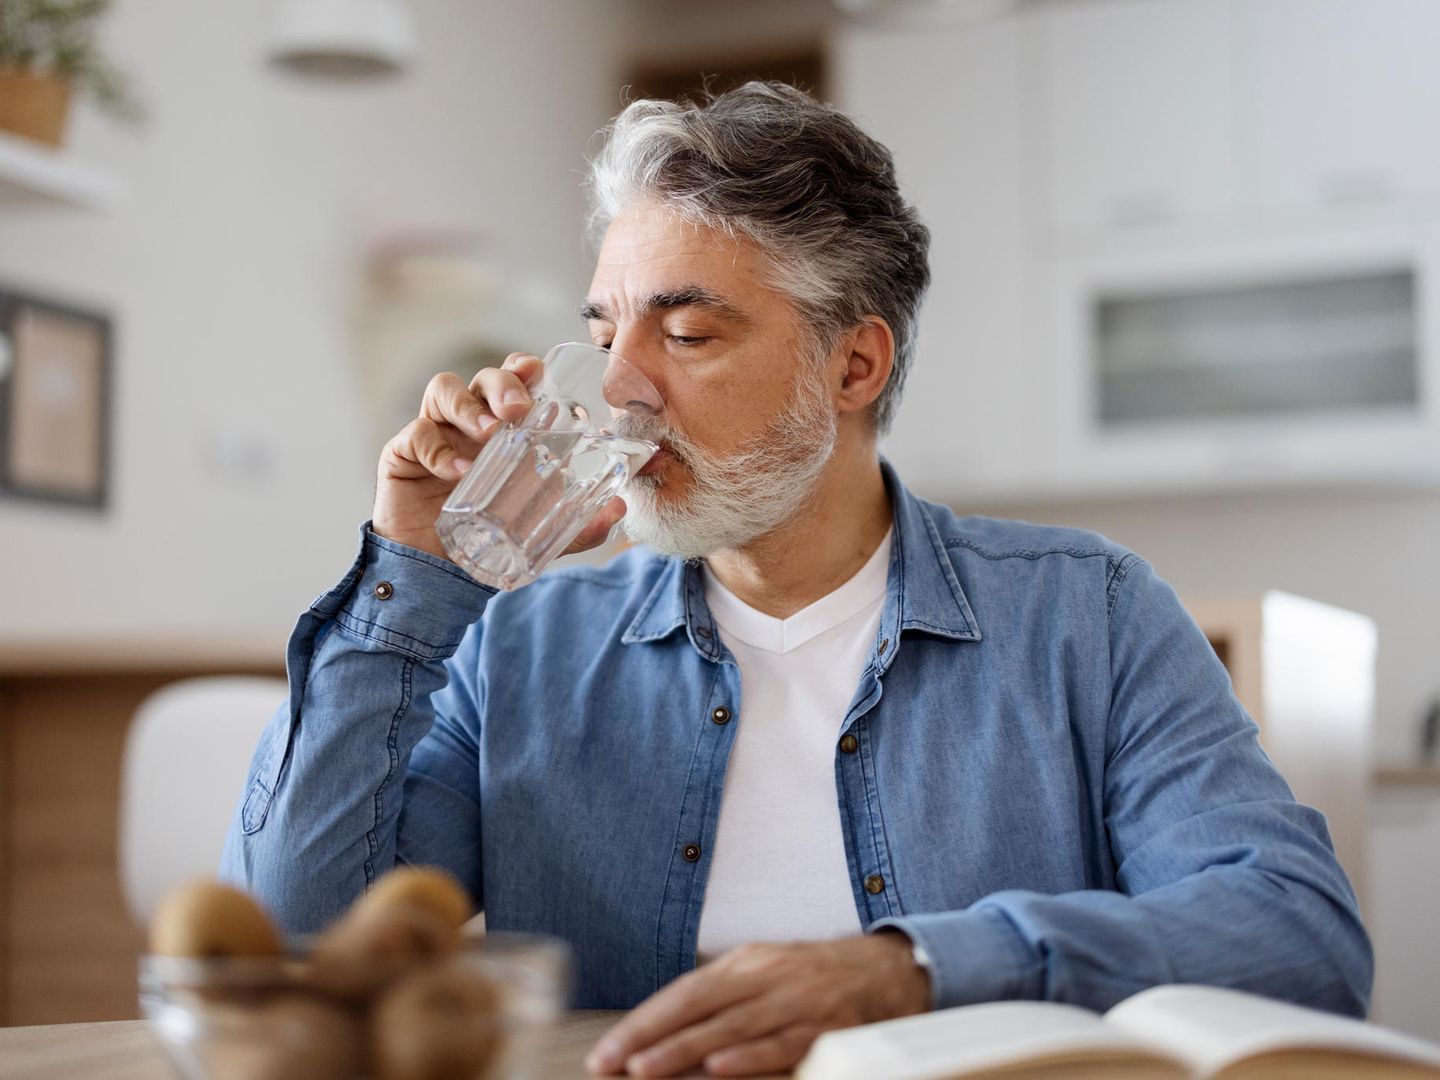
[795,985,1440,1080]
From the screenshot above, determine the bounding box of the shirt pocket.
[240,704,293,834]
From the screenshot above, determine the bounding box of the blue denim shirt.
[220,462,1371,1016]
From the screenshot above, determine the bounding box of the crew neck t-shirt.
[694,528,893,963]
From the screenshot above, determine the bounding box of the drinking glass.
[436,342,663,589]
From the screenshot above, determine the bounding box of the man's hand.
[372,352,626,562]
[585,932,930,1078]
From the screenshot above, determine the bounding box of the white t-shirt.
[695,528,894,963]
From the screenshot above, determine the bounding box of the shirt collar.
[620,555,724,658]
[620,458,981,659]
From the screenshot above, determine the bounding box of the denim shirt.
[220,462,1371,1016]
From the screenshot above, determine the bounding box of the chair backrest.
[118,675,288,927]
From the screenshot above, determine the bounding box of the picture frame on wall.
[0,285,112,510]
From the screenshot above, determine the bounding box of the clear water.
[436,423,656,590]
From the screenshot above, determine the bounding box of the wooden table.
[0,1010,711,1079]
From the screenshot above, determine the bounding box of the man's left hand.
[584,931,931,1077]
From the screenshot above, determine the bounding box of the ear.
[835,315,895,419]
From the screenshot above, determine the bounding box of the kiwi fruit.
[370,962,507,1080]
[355,867,472,931]
[148,876,511,1079]
[149,879,283,958]
[305,901,459,1001]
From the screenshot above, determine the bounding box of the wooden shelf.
[0,634,287,676]
[1374,765,1440,789]
[0,129,121,211]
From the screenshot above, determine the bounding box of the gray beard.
[614,365,838,561]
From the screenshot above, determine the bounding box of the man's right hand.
[372,353,628,562]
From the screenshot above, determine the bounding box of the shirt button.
[711,706,731,725]
[683,843,702,862]
[878,637,890,654]
[695,626,713,639]
[373,581,394,601]
[864,874,886,895]
[839,734,859,754]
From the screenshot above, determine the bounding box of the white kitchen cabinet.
[835,1,1440,501]
[1241,0,1440,213]
[1040,220,1440,498]
[1370,778,1440,1041]
[1030,0,1236,238]
[831,18,1047,499]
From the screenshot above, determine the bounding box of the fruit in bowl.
[140,870,571,1080]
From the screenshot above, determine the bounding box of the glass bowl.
[139,931,572,1080]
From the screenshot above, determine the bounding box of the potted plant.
[0,0,144,147]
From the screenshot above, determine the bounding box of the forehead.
[587,201,783,318]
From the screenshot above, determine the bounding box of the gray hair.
[585,81,931,434]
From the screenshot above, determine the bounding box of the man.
[221,82,1370,1077]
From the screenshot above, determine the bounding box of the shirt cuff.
[868,905,1043,1011]
[311,521,498,661]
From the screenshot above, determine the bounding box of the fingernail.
[453,457,472,474]
[477,413,500,432]
[627,1053,655,1076]
[503,389,529,407]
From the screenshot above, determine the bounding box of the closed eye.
[669,335,710,347]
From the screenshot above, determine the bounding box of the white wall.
[0,0,629,638]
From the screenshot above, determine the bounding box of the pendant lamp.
[268,0,417,78]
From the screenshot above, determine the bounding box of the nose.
[602,333,666,420]
[608,328,667,411]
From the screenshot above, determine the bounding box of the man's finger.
[702,1023,824,1077]
[497,351,545,387]
[422,372,492,440]
[621,998,788,1078]
[473,366,534,421]
[585,968,756,1074]
[563,497,627,555]
[384,416,469,481]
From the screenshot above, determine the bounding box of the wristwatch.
[910,938,936,982]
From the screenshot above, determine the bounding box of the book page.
[796,1001,1185,1080]
[1104,984,1440,1076]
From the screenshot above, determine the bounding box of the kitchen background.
[0,0,1436,1042]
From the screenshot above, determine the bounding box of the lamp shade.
[268,0,417,78]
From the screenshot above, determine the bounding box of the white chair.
[118,675,288,927]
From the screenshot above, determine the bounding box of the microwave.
[1041,222,1440,497]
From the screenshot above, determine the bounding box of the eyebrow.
[580,286,752,326]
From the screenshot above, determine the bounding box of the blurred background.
[0,0,1436,1042]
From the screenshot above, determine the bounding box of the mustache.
[611,412,688,465]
